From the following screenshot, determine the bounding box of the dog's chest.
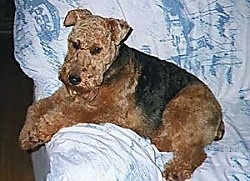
[83,68,148,132]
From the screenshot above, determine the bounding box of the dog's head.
[59,9,132,100]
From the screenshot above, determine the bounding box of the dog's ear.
[64,9,92,27]
[107,18,132,45]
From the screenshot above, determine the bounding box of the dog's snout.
[68,75,82,85]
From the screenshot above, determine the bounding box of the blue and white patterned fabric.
[14,0,250,181]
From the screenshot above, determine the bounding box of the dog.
[19,9,225,180]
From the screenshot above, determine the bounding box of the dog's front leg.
[19,86,72,150]
[19,107,77,151]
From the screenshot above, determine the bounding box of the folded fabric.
[46,123,173,181]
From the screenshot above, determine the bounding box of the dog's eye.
[72,41,80,49]
[90,47,102,55]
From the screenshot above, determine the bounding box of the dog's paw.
[165,174,191,181]
[164,167,192,181]
[19,125,44,151]
[19,116,52,151]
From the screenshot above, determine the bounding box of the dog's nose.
[68,75,82,85]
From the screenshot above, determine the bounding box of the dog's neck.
[102,43,138,85]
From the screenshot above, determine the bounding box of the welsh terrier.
[19,9,225,180]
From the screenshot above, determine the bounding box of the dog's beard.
[65,83,99,102]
